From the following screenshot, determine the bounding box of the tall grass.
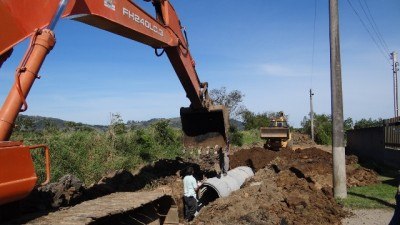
[241,129,263,146]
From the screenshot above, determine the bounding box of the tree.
[301,113,353,145]
[14,115,34,132]
[229,125,243,146]
[354,118,383,129]
[152,120,175,146]
[241,110,270,130]
[109,113,126,135]
[240,110,287,130]
[301,114,332,145]
[209,87,245,119]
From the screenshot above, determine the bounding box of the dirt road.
[343,208,394,225]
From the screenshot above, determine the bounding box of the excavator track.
[21,188,179,225]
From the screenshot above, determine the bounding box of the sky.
[1,0,399,127]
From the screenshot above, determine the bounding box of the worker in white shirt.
[183,166,201,221]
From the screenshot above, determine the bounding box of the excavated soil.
[291,132,316,146]
[195,168,346,225]
[1,146,380,225]
[230,147,379,188]
[193,147,380,225]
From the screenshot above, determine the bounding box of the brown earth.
[2,144,380,224]
[194,167,346,225]
[291,132,316,146]
[193,147,380,225]
[230,147,379,188]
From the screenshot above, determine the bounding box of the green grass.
[241,129,263,146]
[337,183,397,209]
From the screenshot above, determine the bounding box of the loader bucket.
[260,127,290,139]
[180,105,229,148]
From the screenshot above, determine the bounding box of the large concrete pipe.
[198,166,254,206]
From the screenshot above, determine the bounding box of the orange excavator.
[0,0,228,205]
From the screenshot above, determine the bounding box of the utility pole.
[391,51,399,118]
[309,89,315,142]
[329,0,347,198]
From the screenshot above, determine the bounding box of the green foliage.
[337,183,396,209]
[344,117,354,131]
[109,113,127,135]
[301,113,354,145]
[14,116,34,132]
[240,110,288,131]
[354,118,383,129]
[11,116,183,185]
[301,114,332,145]
[229,125,244,147]
[241,129,263,146]
[241,110,270,130]
[153,120,175,146]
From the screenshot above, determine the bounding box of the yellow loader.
[260,112,292,150]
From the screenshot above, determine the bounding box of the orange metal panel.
[0,0,177,55]
[0,0,203,109]
[0,144,37,205]
[0,0,60,55]
[64,0,177,48]
[0,30,55,141]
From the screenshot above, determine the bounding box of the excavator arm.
[1,0,203,111]
[0,0,228,205]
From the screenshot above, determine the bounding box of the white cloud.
[259,63,309,77]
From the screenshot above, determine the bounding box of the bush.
[354,118,383,129]
[241,110,270,130]
[229,125,243,147]
[11,121,183,185]
[301,114,354,145]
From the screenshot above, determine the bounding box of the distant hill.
[16,115,244,131]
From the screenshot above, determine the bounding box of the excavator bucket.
[180,105,229,148]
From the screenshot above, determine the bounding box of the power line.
[346,0,391,64]
[362,0,390,52]
[357,0,390,54]
[310,0,317,88]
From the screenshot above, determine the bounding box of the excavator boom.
[0,0,228,205]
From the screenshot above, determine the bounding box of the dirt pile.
[195,167,346,225]
[38,174,85,208]
[230,147,277,171]
[291,132,315,146]
[193,147,380,224]
[230,147,380,188]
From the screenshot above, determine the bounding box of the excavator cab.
[180,105,229,148]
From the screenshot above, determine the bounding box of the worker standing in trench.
[183,166,201,222]
[222,139,230,175]
[217,139,230,176]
